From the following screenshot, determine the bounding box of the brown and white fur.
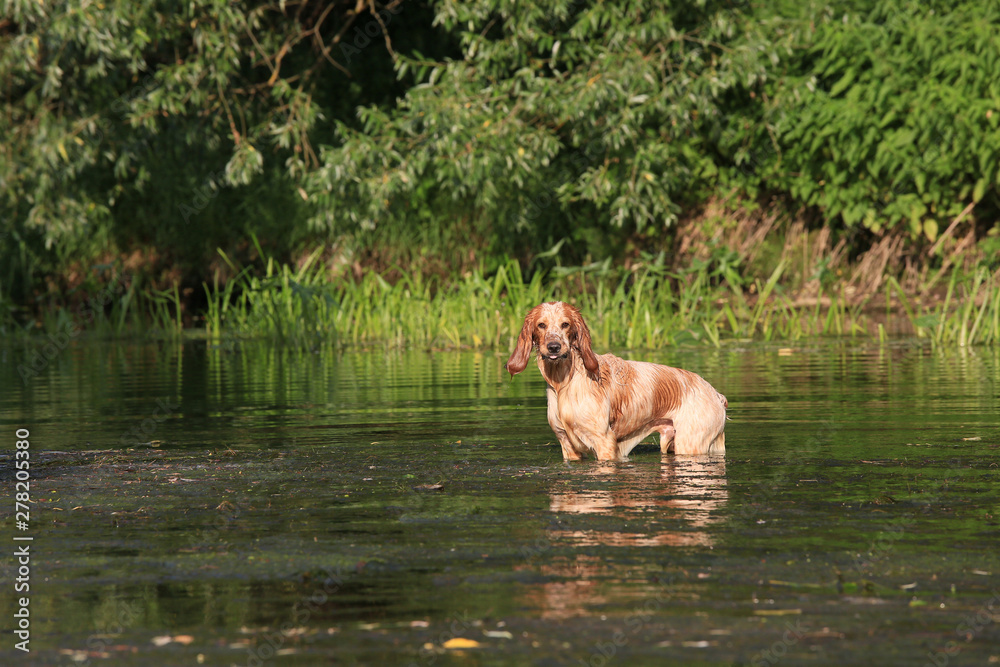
[505,302,727,461]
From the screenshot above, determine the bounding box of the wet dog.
[505,302,727,460]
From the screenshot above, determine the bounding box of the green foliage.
[755,0,1000,235]
[3,0,1000,328]
[205,242,339,347]
[308,0,1000,256]
[0,0,429,301]
[305,0,771,258]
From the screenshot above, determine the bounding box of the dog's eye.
[537,323,546,330]
[561,322,570,329]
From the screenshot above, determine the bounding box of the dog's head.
[504,301,599,377]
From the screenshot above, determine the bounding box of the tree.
[304,0,775,264]
[0,0,427,300]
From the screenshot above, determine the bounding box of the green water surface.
[1,339,998,666]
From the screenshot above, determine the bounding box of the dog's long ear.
[570,306,600,375]
[505,307,537,377]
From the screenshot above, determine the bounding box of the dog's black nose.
[547,342,561,354]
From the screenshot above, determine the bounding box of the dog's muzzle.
[544,341,568,361]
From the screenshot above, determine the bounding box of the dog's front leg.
[592,435,621,461]
[556,431,582,460]
[547,386,582,460]
[550,422,580,461]
[575,428,619,461]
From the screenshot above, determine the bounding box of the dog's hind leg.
[708,431,725,456]
[653,419,676,454]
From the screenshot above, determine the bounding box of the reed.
[13,253,1000,350]
[200,254,901,349]
[204,241,338,347]
[894,268,1000,347]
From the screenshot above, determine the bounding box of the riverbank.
[6,246,999,350]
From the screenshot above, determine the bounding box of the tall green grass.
[887,268,1000,347]
[200,252,894,350]
[28,273,185,340]
[204,240,338,347]
[11,250,999,350]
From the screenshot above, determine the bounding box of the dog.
[505,302,727,460]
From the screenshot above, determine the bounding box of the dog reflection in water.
[516,458,728,619]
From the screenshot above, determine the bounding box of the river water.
[1,339,998,665]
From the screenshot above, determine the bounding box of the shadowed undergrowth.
[6,237,999,350]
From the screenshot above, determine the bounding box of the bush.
[757,0,1000,238]
[3,0,998,317]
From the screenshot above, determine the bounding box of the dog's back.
[600,355,726,456]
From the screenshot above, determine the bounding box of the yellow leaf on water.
[472,334,482,347]
[443,638,481,649]
[753,609,802,616]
